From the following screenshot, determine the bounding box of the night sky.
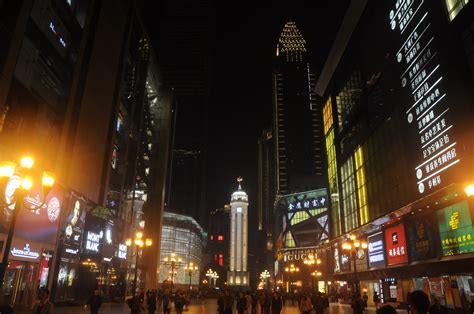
[144,1,350,223]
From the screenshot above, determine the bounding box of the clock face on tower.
[237,207,242,213]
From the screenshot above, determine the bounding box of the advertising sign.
[333,246,340,273]
[9,239,42,262]
[384,224,408,265]
[83,214,105,256]
[12,177,64,244]
[368,232,385,268]
[437,200,474,256]
[62,193,87,250]
[276,188,329,248]
[406,219,437,261]
[388,0,461,196]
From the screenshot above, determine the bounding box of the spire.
[276,20,307,62]
[237,176,243,190]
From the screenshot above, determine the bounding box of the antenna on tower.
[237,176,243,189]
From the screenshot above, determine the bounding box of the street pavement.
[15,299,409,313]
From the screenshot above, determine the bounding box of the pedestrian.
[175,291,186,314]
[314,292,324,314]
[299,294,313,314]
[373,291,381,309]
[245,291,252,314]
[262,292,272,314]
[409,290,430,314]
[146,289,157,314]
[32,288,53,314]
[224,290,234,314]
[362,292,368,308]
[217,291,225,314]
[127,294,145,314]
[251,292,258,314]
[271,292,283,314]
[162,289,171,314]
[351,294,364,314]
[85,289,102,314]
[237,292,247,314]
[428,297,449,314]
[377,305,397,314]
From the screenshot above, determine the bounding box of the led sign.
[390,0,460,195]
[85,231,102,253]
[368,232,385,268]
[118,244,127,259]
[11,243,40,260]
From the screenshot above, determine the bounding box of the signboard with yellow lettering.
[437,201,474,256]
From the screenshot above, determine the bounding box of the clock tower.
[227,177,250,287]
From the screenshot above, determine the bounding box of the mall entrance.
[2,260,38,308]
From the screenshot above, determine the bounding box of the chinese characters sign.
[406,219,436,261]
[437,201,474,256]
[368,232,386,268]
[389,0,460,195]
[384,224,408,265]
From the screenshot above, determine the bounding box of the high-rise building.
[227,178,249,287]
[273,21,326,196]
[148,0,215,227]
[257,129,276,274]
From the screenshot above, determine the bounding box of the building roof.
[231,179,248,203]
[276,21,307,60]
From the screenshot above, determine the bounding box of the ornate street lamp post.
[260,270,271,289]
[284,264,299,293]
[163,253,183,294]
[126,231,152,296]
[342,235,368,296]
[304,254,323,295]
[184,262,198,291]
[0,156,55,286]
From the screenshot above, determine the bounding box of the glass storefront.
[3,261,38,308]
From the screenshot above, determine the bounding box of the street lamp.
[260,270,271,289]
[184,262,198,290]
[465,183,474,197]
[0,156,55,286]
[206,269,219,287]
[126,231,152,296]
[162,253,183,293]
[212,271,219,287]
[284,264,299,293]
[311,271,323,295]
[342,235,368,296]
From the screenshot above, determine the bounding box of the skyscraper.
[228,178,249,287]
[273,21,326,195]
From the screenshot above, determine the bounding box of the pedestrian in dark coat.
[271,292,283,314]
[146,289,156,314]
[86,289,102,314]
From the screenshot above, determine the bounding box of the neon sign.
[11,243,40,260]
[49,21,67,48]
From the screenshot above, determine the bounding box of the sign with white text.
[368,232,386,268]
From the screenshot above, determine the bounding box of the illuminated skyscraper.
[227,177,249,287]
[273,21,326,195]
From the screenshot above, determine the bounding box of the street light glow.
[20,156,34,169]
[42,172,55,188]
[0,162,15,178]
[465,184,474,197]
[21,176,33,191]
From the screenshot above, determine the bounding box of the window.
[354,146,369,225]
[325,129,341,236]
[323,97,333,135]
[210,235,214,241]
[445,0,470,21]
[111,146,119,169]
[116,113,123,132]
[217,235,224,241]
[336,68,363,130]
[341,156,358,232]
[218,254,224,266]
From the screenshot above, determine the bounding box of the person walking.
[299,294,313,314]
[271,292,283,314]
[85,289,102,314]
[409,290,430,314]
[373,291,381,309]
[162,289,171,314]
[32,288,53,314]
[351,294,364,314]
[245,292,252,314]
[237,292,247,314]
[146,289,157,314]
[175,291,186,314]
[224,290,234,314]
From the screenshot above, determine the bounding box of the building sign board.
[368,232,386,268]
[389,0,461,195]
[437,200,474,256]
[406,219,436,261]
[384,224,409,265]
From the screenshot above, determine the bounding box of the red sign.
[384,223,408,265]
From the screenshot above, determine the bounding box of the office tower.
[273,20,326,196]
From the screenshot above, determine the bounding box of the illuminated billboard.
[276,188,328,248]
[437,201,474,256]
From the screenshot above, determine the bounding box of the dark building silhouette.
[272,20,326,196]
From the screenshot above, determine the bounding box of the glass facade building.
[159,212,206,286]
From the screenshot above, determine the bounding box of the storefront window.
[341,156,358,232]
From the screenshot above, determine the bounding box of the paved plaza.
[15,299,409,314]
